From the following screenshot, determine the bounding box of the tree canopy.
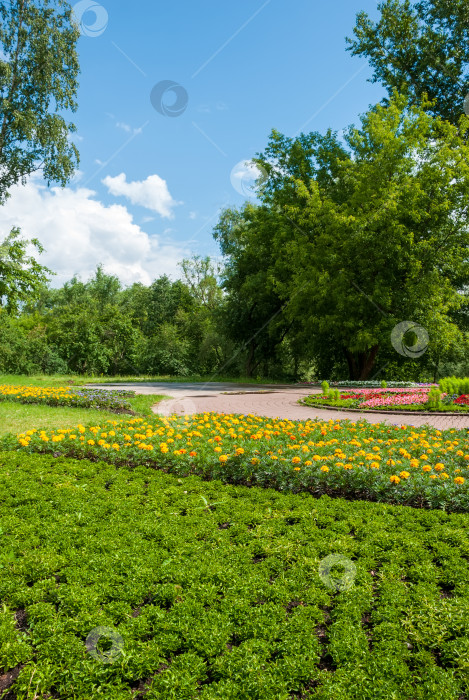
[0,0,80,203]
[0,227,52,313]
[346,0,469,124]
[233,93,469,379]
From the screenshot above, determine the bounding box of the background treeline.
[1,251,468,382]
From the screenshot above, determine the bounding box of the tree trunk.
[344,345,379,380]
[245,340,257,377]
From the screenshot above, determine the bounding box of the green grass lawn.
[0,394,166,437]
[0,374,292,388]
[1,450,468,699]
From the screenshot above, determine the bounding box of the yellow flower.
[87,440,95,446]
[370,462,380,469]
[429,475,437,479]
[399,471,410,479]
[390,475,400,484]
[214,446,222,453]
[320,466,329,472]
[251,458,259,465]
[293,467,301,471]
[235,448,244,455]
[410,459,419,468]
[454,477,465,485]
[219,455,228,463]
[305,460,312,466]
[440,473,449,479]
[292,456,301,464]
[422,465,432,472]
[112,444,120,450]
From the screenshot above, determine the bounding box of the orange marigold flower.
[422,465,432,472]
[293,467,301,471]
[320,466,329,472]
[219,455,228,463]
[399,471,410,479]
[454,477,465,485]
[390,475,400,484]
[292,456,301,464]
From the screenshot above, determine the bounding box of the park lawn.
[0,374,291,388]
[0,450,468,699]
[0,394,166,437]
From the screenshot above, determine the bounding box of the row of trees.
[1,0,469,380]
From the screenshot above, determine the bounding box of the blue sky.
[1,0,386,286]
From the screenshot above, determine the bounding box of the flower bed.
[4,413,469,511]
[0,384,136,413]
[303,387,469,413]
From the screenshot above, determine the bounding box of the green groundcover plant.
[0,451,469,699]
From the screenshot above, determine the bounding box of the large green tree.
[0,0,80,202]
[346,0,469,124]
[251,93,469,379]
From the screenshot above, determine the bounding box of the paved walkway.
[86,382,469,430]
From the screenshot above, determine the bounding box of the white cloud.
[0,178,189,287]
[114,121,143,136]
[116,121,132,133]
[102,172,180,218]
